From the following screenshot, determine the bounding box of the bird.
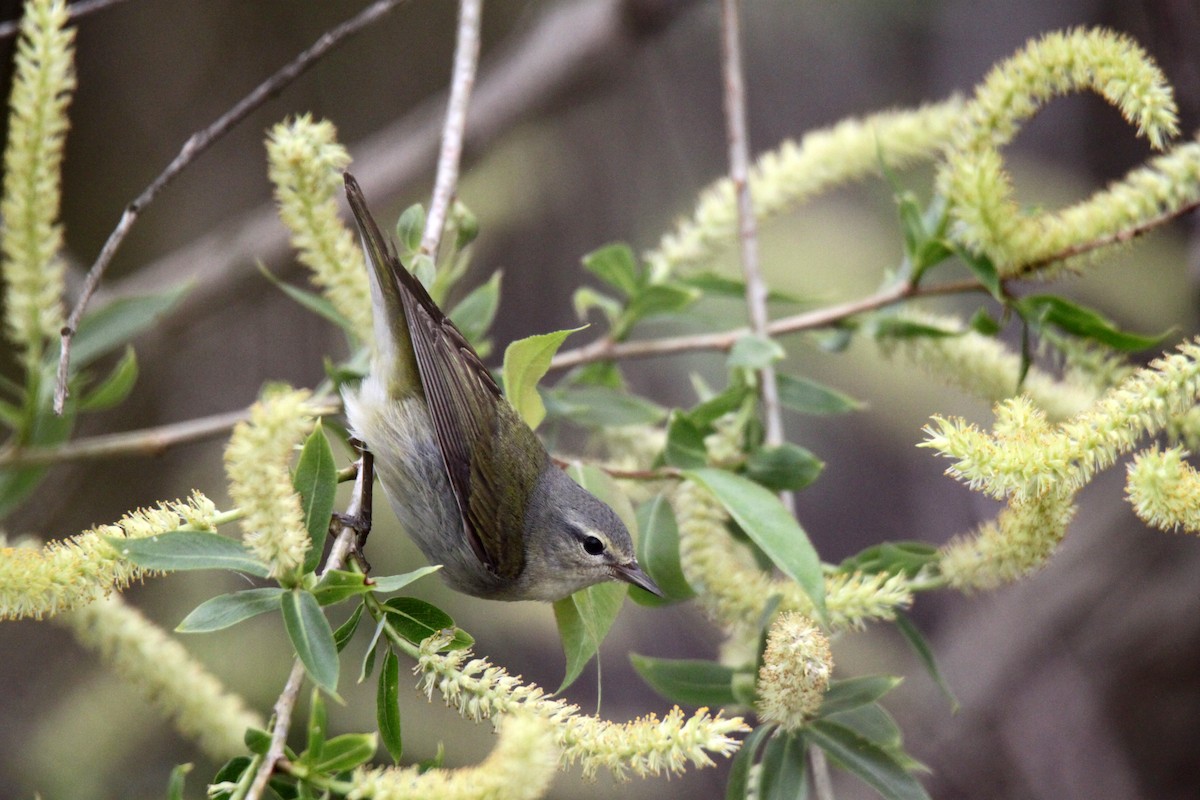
[341,173,662,602]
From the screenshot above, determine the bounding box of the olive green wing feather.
[344,174,537,580]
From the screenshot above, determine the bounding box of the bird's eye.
[582,535,605,556]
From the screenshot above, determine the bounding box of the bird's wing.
[344,174,529,580]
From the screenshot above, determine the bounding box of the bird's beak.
[613,562,665,597]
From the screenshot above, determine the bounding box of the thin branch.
[0,0,133,40]
[52,0,407,414]
[421,0,482,257]
[719,0,783,448]
[246,462,366,800]
[0,398,340,468]
[549,277,985,372]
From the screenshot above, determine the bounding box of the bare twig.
[245,462,366,800]
[0,0,133,40]
[52,0,407,414]
[0,398,340,468]
[549,277,985,372]
[421,0,482,257]
[719,0,783,448]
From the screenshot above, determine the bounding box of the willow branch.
[719,0,783,447]
[421,0,482,257]
[0,399,340,469]
[549,277,985,372]
[246,465,365,800]
[52,0,407,414]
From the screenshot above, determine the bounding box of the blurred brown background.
[2,0,1199,798]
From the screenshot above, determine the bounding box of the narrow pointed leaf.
[759,731,809,800]
[368,565,442,593]
[634,494,695,603]
[78,346,139,411]
[777,374,862,415]
[805,720,931,800]
[333,603,365,652]
[68,284,190,370]
[377,647,403,763]
[312,570,373,605]
[725,725,775,800]
[307,689,327,762]
[282,589,339,692]
[383,597,472,649]
[106,530,270,577]
[310,733,377,773]
[176,588,285,633]
[685,468,826,622]
[630,654,738,706]
[553,580,626,692]
[894,613,959,711]
[294,422,338,573]
[745,444,824,492]
[818,676,903,718]
[260,265,357,335]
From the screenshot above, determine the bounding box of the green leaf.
[78,346,139,411]
[282,589,339,692]
[376,642,405,762]
[309,733,377,774]
[312,570,374,605]
[244,726,272,755]
[0,399,75,517]
[165,762,191,800]
[448,270,502,350]
[805,720,931,800]
[615,283,701,338]
[871,316,959,340]
[377,647,403,764]
[951,244,1002,300]
[968,307,1001,336]
[396,203,426,256]
[777,374,862,415]
[629,654,738,706]
[573,286,622,327]
[66,284,190,371]
[107,530,270,577]
[553,581,626,692]
[818,676,903,718]
[294,422,338,573]
[728,334,785,369]
[680,273,805,304]
[634,494,695,603]
[501,326,585,429]
[176,588,285,633]
[582,243,642,297]
[837,542,939,579]
[382,597,472,649]
[685,468,826,623]
[359,619,385,683]
[664,411,708,469]
[333,603,365,652]
[545,385,667,428]
[209,757,253,800]
[368,565,442,593]
[1018,294,1168,351]
[894,613,959,711]
[825,703,904,754]
[260,264,357,336]
[307,689,327,762]
[759,731,809,800]
[725,725,775,800]
[745,444,824,492]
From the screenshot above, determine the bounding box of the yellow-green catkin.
[1126,446,1200,533]
[349,715,557,800]
[876,311,1101,421]
[223,385,315,580]
[59,593,262,759]
[755,612,833,731]
[939,488,1077,590]
[938,27,1191,275]
[646,97,964,279]
[673,479,911,631]
[923,339,1200,502]
[0,0,75,363]
[267,115,372,345]
[416,632,749,780]
[0,492,216,620]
